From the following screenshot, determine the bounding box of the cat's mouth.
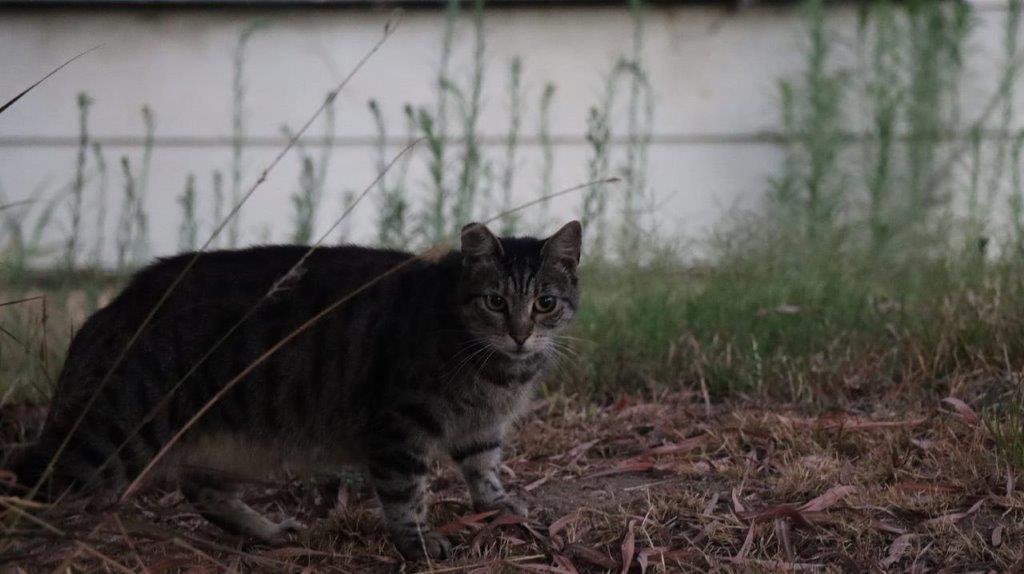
[494,339,543,361]
[493,347,534,360]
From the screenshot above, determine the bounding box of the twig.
[0,296,43,309]
[172,538,235,572]
[0,198,35,212]
[110,513,149,573]
[413,553,545,574]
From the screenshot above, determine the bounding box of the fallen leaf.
[552,553,580,574]
[513,563,574,574]
[922,498,985,528]
[583,460,657,479]
[558,439,601,463]
[893,481,957,494]
[637,549,656,574]
[261,547,338,559]
[734,523,756,560]
[636,547,667,574]
[737,505,821,528]
[639,434,711,457]
[942,397,980,426]
[620,519,636,574]
[880,534,918,568]
[871,520,907,535]
[730,558,826,571]
[775,519,795,562]
[436,510,499,535]
[780,414,926,431]
[737,486,852,528]
[549,511,580,538]
[524,473,552,492]
[702,492,720,516]
[732,487,747,513]
[798,485,856,513]
[491,514,530,527]
[565,543,618,570]
[993,525,1004,547]
[634,547,693,573]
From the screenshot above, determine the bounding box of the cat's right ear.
[460,222,504,259]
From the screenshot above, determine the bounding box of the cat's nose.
[511,334,529,347]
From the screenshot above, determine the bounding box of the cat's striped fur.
[8,221,582,560]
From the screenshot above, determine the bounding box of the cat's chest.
[473,353,547,388]
[440,379,534,439]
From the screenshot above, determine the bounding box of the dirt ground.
[1,389,1021,573]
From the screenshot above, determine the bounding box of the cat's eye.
[484,294,507,312]
[534,296,557,313]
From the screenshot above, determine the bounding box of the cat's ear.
[542,220,582,268]
[461,222,504,259]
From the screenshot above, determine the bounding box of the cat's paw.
[275,518,305,537]
[258,518,305,543]
[394,530,452,561]
[476,495,529,517]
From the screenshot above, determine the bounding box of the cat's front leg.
[369,446,450,560]
[451,437,528,517]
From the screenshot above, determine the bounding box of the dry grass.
[2,381,1021,572]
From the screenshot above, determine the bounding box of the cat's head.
[457,221,582,361]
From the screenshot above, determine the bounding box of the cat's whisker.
[442,342,493,383]
[548,346,580,370]
[546,340,583,363]
[552,334,592,344]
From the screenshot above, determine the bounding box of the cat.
[8,220,582,560]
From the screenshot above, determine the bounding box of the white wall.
[0,2,1016,263]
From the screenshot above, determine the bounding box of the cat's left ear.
[541,220,582,269]
[461,222,504,259]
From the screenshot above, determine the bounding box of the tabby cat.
[8,221,582,560]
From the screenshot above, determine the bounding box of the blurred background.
[5,0,1024,403]
[1,0,1017,265]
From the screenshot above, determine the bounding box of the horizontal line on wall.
[0,130,1020,149]
[0,0,865,9]
[0,133,787,149]
[0,1,1012,12]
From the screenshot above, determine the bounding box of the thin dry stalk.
[0,296,43,309]
[110,513,148,573]
[0,45,102,116]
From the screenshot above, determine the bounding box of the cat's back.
[119,244,421,307]
[55,244,440,395]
